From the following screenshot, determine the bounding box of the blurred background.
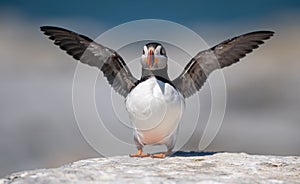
[1,0,300,178]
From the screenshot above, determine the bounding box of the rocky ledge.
[1,152,300,184]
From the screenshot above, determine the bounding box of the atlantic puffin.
[40,26,274,158]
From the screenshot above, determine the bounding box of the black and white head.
[141,42,167,70]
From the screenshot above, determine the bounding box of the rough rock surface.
[1,152,300,184]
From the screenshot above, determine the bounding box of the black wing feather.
[173,31,274,98]
[40,26,137,97]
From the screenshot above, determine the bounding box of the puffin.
[40,26,274,158]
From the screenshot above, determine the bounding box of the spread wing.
[172,31,274,98]
[40,26,137,97]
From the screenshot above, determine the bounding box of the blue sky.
[1,0,300,26]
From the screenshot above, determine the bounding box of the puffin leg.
[151,135,175,158]
[130,135,150,157]
[129,149,150,157]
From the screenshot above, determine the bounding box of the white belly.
[125,77,185,145]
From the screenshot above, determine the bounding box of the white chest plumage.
[125,77,185,146]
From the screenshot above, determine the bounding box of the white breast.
[125,77,185,145]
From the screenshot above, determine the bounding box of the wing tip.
[40,25,66,31]
[40,25,53,33]
[261,30,275,38]
[40,26,74,37]
[254,30,275,34]
[246,30,275,40]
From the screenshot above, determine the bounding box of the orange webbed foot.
[150,153,166,158]
[150,150,172,158]
[129,149,150,158]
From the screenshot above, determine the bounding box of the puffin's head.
[141,42,167,70]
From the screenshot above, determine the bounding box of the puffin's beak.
[147,48,154,69]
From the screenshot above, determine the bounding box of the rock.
[1,152,300,184]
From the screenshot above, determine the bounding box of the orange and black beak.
[147,47,155,69]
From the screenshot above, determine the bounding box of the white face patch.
[154,45,162,55]
[143,45,148,56]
